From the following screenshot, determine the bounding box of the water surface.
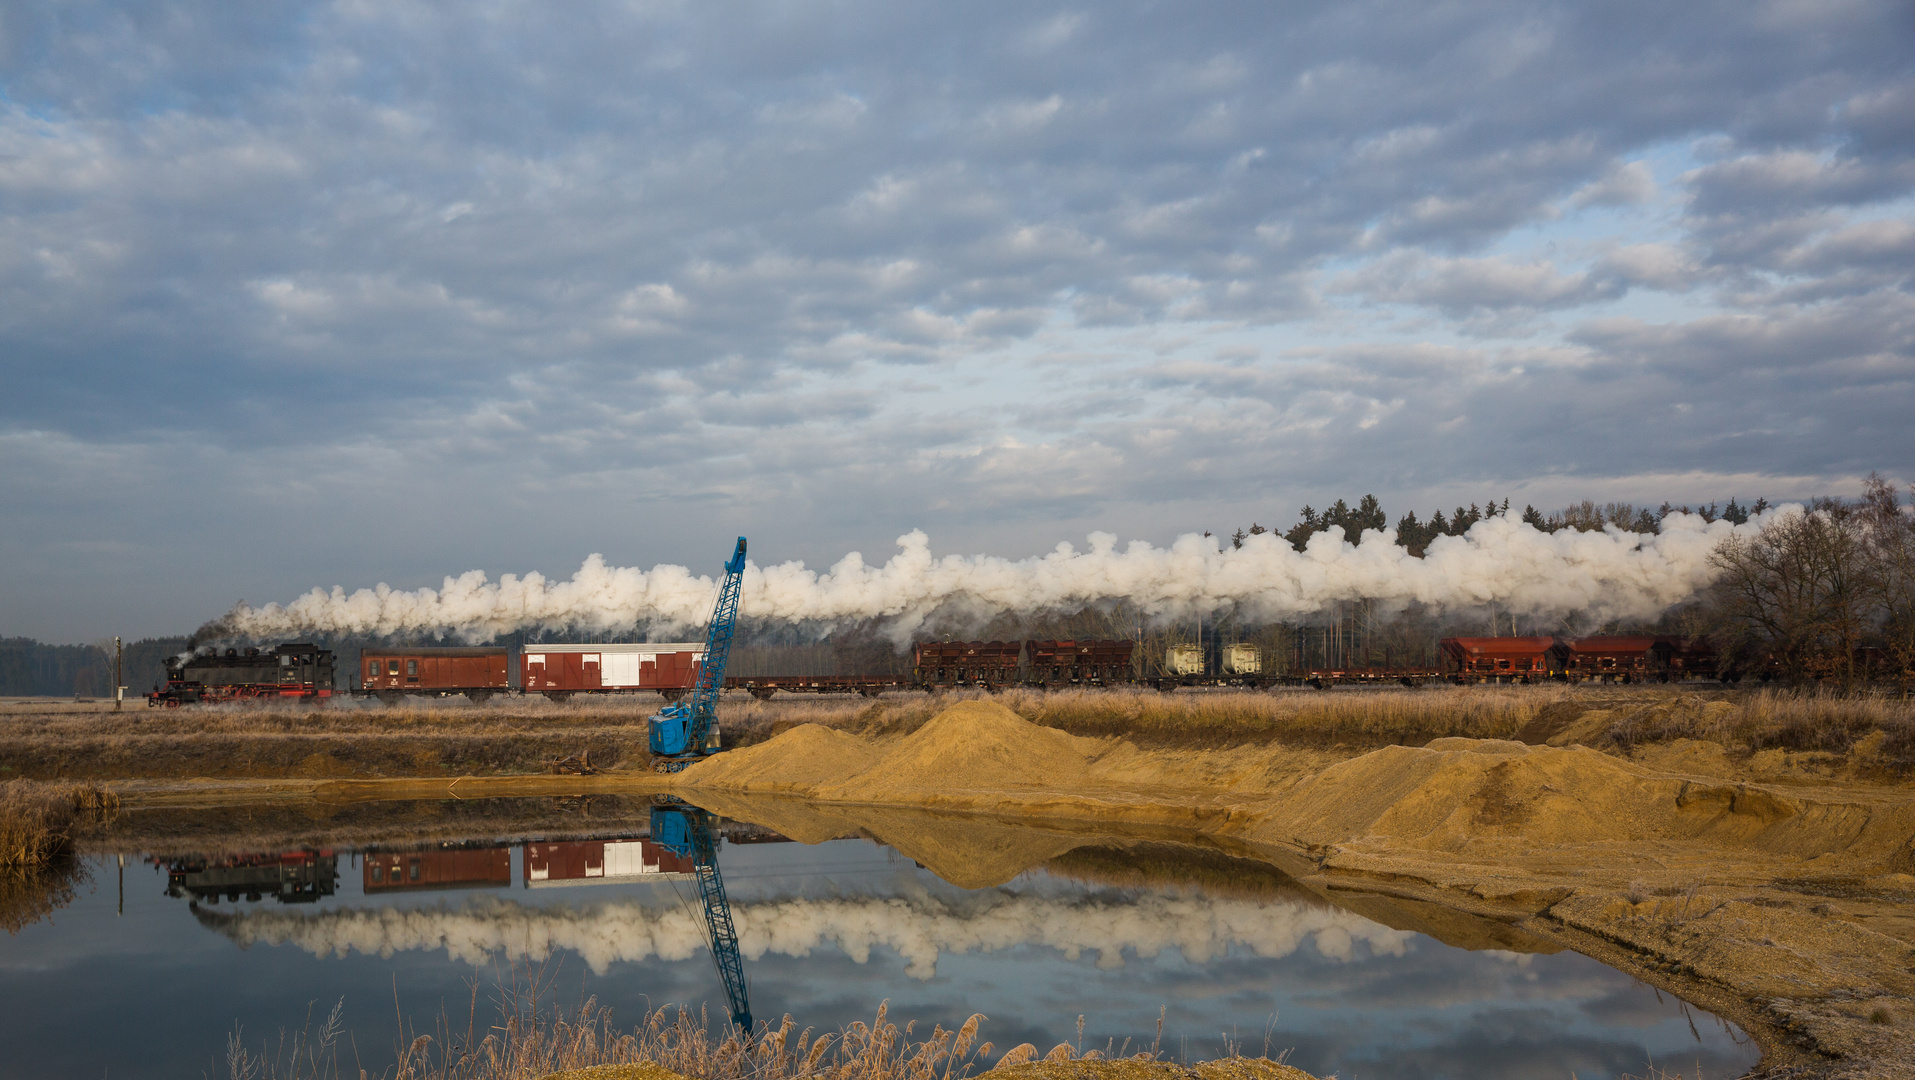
[0,798,1757,1079]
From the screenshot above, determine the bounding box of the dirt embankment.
[675,699,1915,1079]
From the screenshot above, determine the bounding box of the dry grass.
[0,779,116,866]
[722,686,1556,750]
[0,779,111,934]
[219,968,1081,1080]
[1602,689,1915,772]
[0,688,1563,781]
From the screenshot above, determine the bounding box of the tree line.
[1225,494,1771,557]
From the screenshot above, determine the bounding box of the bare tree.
[1707,501,1879,687]
[1861,474,1915,692]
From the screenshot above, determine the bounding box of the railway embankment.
[671,698,1915,1079]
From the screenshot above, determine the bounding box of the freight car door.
[581,653,602,689]
[523,654,546,689]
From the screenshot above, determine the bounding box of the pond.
[0,796,1757,1079]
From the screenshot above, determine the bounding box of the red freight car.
[1440,637,1557,683]
[1026,640,1135,687]
[362,646,510,703]
[911,640,1023,689]
[523,838,696,887]
[520,643,707,701]
[364,846,511,893]
[1654,636,1719,681]
[1555,636,1661,683]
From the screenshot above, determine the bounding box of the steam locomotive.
[147,643,335,706]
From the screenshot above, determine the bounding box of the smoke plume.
[219,511,1782,643]
[192,890,1411,978]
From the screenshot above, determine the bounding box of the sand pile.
[685,700,1110,806]
[1259,736,1915,873]
[679,723,880,794]
[815,700,1107,803]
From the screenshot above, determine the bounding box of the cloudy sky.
[4,0,1912,641]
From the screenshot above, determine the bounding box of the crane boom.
[649,537,747,771]
[650,804,753,1033]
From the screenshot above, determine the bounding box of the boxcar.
[520,643,706,701]
[364,846,511,893]
[523,838,696,886]
[361,646,509,703]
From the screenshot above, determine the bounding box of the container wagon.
[521,643,706,701]
[361,646,509,703]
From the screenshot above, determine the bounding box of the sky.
[3,0,1912,642]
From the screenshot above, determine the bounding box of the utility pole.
[114,636,123,711]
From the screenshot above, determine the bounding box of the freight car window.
[368,661,378,677]
[388,661,400,675]
[407,661,418,676]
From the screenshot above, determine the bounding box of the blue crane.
[650,803,753,1033]
[648,536,747,772]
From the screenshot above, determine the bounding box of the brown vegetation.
[218,971,1250,1080]
[1706,474,1915,689]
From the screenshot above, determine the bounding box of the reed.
[219,973,1034,1080]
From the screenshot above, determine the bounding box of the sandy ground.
[78,695,1915,1078]
[656,700,1915,1079]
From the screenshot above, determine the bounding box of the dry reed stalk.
[220,971,1030,1080]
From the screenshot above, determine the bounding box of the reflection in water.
[188,887,1414,978]
[0,857,90,933]
[157,851,339,905]
[0,804,1761,1080]
[364,845,510,894]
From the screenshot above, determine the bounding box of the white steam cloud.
[195,891,1411,979]
[222,512,1782,643]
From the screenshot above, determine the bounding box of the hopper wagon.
[1441,637,1557,684]
[1554,636,1661,683]
[1025,639,1135,687]
[912,640,1023,689]
[361,646,509,702]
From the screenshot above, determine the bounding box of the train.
[147,631,1744,707]
[146,643,335,706]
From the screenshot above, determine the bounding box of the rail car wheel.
[544,691,573,703]
[748,688,775,701]
[466,690,493,704]
[376,691,403,706]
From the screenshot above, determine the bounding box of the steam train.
[146,643,336,706]
[148,632,1736,707]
